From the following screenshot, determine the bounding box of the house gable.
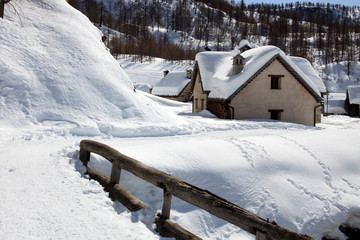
[192,63,210,112]
[192,46,323,125]
[195,46,322,102]
[229,58,320,126]
[227,54,322,103]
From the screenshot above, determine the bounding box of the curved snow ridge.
[0,0,176,127]
[65,117,315,138]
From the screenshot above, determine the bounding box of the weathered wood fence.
[79,139,314,240]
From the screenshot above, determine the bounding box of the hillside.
[0,1,360,240]
[66,0,360,92]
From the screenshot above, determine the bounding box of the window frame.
[269,75,284,90]
[268,109,284,121]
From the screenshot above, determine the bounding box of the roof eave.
[277,57,323,102]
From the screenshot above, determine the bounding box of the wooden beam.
[85,167,147,212]
[155,215,202,240]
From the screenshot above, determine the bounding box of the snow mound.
[0,0,178,134]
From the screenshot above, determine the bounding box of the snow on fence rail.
[79,139,314,240]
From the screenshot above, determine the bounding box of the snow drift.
[0,0,181,136]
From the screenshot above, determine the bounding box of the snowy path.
[0,127,159,239]
[1,115,360,239]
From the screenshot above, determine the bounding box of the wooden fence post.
[256,230,269,240]
[79,148,90,166]
[109,164,122,201]
[110,164,121,184]
[161,187,172,219]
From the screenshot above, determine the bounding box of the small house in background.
[152,70,193,102]
[191,45,324,126]
[238,39,252,53]
[133,82,153,94]
[345,85,360,117]
[324,93,347,115]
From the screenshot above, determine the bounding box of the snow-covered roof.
[152,71,191,96]
[195,46,322,101]
[347,85,360,105]
[289,56,326,94]
[239,39,251,50]
[231,40,252,57]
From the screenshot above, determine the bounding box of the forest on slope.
[68,0,360,74]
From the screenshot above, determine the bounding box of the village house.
[345,85,360,117]
[191,45,325,126]
[152,70,193,102]
[237,39,252,53]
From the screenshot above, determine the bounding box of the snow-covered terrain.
[321,61,360,93]
[1,1,360,240]
[117,56,193,92]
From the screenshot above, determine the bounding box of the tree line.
[68,0,360,69]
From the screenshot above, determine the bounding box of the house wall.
[230,59,320,126]
[179,82,192,102]
[192,73,208,112]
[161,82,192,102]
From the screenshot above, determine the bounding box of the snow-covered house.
[152,70,192,102]
[237,39,252,53]
[191,46,324,126]
[345,85,360,117]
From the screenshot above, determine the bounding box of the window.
[195,98,198,110]
[201,99,204,110]
[269,75,284,89]
[269,109,283,121]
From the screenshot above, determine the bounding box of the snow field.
[82,117,360,240]
[0,0,359,239]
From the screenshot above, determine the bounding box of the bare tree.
[0,0,11,18]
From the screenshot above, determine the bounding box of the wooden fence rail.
[79,139,314,240]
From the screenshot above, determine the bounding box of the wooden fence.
[79,139,314,240]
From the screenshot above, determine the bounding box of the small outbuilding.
[237,39,252,53]
[345,85,360,117]
[152,70,192,102]
[191,45,324,126]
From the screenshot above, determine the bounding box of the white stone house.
[191,45,325,126]
[152,70,192,102]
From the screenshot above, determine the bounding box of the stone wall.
[207,101,232,119]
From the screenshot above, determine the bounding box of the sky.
[238,0,359,7]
